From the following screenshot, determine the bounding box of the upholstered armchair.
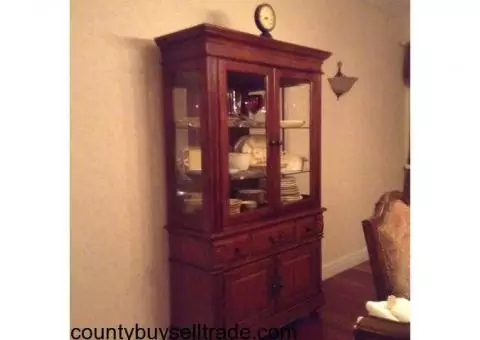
[353,191,410,340]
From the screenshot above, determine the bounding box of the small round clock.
[254,3,276,38]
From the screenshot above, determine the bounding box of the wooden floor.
[293,261,375,340]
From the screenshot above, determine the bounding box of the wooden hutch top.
[155,23,331,71]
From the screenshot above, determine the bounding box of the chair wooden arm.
[354,316,410,340]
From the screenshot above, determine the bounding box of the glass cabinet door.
[219,61,274,223]
[276,72,318,208]
[168,67,208,229]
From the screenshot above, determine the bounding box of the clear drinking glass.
[227,90,242,117]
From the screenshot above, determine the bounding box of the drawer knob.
[270,276,284,297]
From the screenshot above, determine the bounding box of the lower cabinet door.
[224,258,274,327]
[275,243,320,311]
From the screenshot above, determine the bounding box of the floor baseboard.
[322,247,368,280]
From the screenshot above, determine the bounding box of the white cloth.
[365,296,410,323]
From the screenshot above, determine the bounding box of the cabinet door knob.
[270,282,278,297]
[278,277,284,289]
[270,277,284,297]
[270,276,284,297]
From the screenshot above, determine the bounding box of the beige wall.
[71,0,409,328]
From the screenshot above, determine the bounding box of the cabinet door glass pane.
[226,71,269,216]
[278,78,311,205]
[172,71,204,223]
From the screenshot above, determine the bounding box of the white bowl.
[229,152,250,170]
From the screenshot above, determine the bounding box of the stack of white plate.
[280,176,303,204]
[229,199,243,215]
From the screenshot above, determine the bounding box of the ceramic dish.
[234,135,267,167]
[234,135,267,153]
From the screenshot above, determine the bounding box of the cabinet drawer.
[214,234,251,263]
[296,216,321,239]
[251,222,296,255]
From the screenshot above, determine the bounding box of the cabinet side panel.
[170,263,217,327]
[163,60,211,232]
[311,73,323,206]
[162,68,176,223]
[169,233,212,268]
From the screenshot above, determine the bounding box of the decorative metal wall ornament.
[328,61,358,100]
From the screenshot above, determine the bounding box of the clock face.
[257,5,276,31]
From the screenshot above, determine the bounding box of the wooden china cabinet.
[154,24,331,332]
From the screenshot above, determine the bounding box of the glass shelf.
[229,169,267,180]
[175,118,310,130]
[182,169,310,180]
[176,126,311,130]
[183,169,267,180]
